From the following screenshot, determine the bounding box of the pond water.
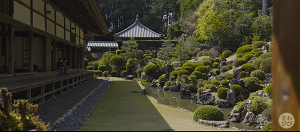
[143,83,258,130]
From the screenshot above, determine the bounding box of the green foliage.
[98,65,107,71]
[220,80,229,87]
[212,62,219,68]
[243,77,260,92]
[214,69,221,75]
[220,66,229,73]
[181,66,194,74]
[192,62,203,68]
[241,63,256,73]
[187,84,197,93]
[202,51,210,56]
[217,88,229,100]
[242,54,254,62]
[158,74,167,82]
[226,64,233,70]
[193,105,224,121]
[259,57,272,73]
[201,60,212,66]
[110,55,124,69]
[253,58,264,69]
[84,58,89,67]
[170,71,179,79]
[122,70,128,77]
[191,71,206,80]
[230,84,244,95]
[204,84,217,92]
[239,71,249,78]
[164,81,173,88]
[136,68,143,78]
[236,45,253,56]
[220,61,227,66]
[143,64,158,78]
[250,70,265,80]
[86,66,94,70]
[183,62,194,67]
[248,96,268,115]
[268,46,273,52]
[251,14,273,42]
[225,74,234,80]
[94,70,103,77]
[110,70,117,77]
[211,79,220,86]
[194,66,209,73]
[264,84,272,97]
[178,70,190,77]
[214,58,220,63]
[259,52,272,59]
[0,88,49,131]
[215,75,222,80]
[233,59,247,67]
[252,41,266,49]
[116,50,121,55]
[254,51,264,57]
[222,50,232,58]
[262,121,272,131]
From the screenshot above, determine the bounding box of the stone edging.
[46,79,109,131]
[137,81,192,113]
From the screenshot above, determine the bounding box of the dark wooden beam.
[7,24,14,74]
[28,31,33,72]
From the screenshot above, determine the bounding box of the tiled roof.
[84,46,91,52]
[114,17,161,38]
[86,41,118,48]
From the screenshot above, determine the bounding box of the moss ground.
[79,77,237,131]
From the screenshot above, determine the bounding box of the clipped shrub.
[264,84,272,97]
[197,79,205,88]
[98,65,107,71]
[143,64,158,77]
[225,74,234,80]
[196,51,205,58]
[220,80,229,87]
[262,121,272,131]
[202,51,210,56]
[193,48,201,56]
[175,67,181,71]
[170,71,179,78]
[236,45,252,56]
[251,49,259,53]
[183,62,194,67]
[86,66,94,70]
[241,63,256,73]
[237,53,243,58]
[217,88,229,99]
[209,47,222,58]
[220,61,227,66]
[242,54,254,62]
[211,79,220,86]
[205,81,212,85]
[84,58,89,67]
[178,70,190,76]
[191,71,206,80]
[248,96,268,115]
[215,75,222,80]
[158,74,167,82]
[214,58,220,63]
[194,66,209,73]
[110,70,117,77]
[164,81,173,88]
[252,41,266,49]
[136,68,143,78]
[220,66,229,73]
[243,77,260,92]
[116,50,121,55]
[253,58,264,69]
[187,84,197,93]
[226,64,233,70]
[212,62,219,68]
[181,66,194,74]
[233,59,247,67]
[230,84,244,95]
[259,52,272,59]
[103,71,109,77]
[206,58,215,64]
[214,69,221,75]
[262,106,272,121]
[110,55,124,67]
[94,70,103,76]
[192,62,203,68]
[239,71,249,78]
[222,50,232,58]
[201,60,212,66]
[193,105,224,121]
[259,57,272,73]
[122,70,128,77]
[254,51,264,57]
[250,70,265,80]
[204,84,217,92]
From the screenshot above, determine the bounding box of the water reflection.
[144,83,258,130]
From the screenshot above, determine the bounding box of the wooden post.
[81,47,84,68]
[62,43,66,59]
[28,31,33,72]
[52,40,57,71]
[43,37,51,72]
[68,45,72,69]
[7,24,14,74]
[272,0,300,130]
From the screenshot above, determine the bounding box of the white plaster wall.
[33,0,44,14]
[56,12,64,26]
[80,30,83,39]
[33,12,45,31]
[65,30,70,41]
[76,27,79,36]
[22,0,31,6]
[80,38,84,45]
[13,1,31,25]
[71,23,75,34]
[13,37,22,69]
[65,18,70,30]
[47,20,55,35]
[56,25,64,39]
[46,4,55,21]
[76,36,79,45]
[32,37,44,69]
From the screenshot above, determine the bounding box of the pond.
[143,83,258,130]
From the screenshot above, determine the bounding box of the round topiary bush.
[143,64,158,77]
[254,51,264,57]
[158,74,167,82]
[239,71,249,78]
[212,62,219,68]
[86,66,94,70]
[241,63,256,73]
[259,57,272,73]
[194,66,209,73]
[233,59,247,67]
[103,71,109,77]
[214,69,221,75]
[220,61,227,67]
[230,84,244,95]
[170,71,179,79]
[264,84,272,97]
[250,70,265,80]
[211,79,220,86]
[203,51,210,56]
[110,70,117,77]
[225,74,234,80]
[220,66,229,73]
[191,71,206,80]
[192,62,203,69]
[259,52,272,59]
[181,66,194,74]
[187,84,197,93]
[196,51,205,58]
[178,70,190,76]
[262,121,272,131]
[226,64,233,70]
[193,105,224,121]
[136,68,143,78]
[94,70,103,76]
[253,58,264,69]
[242,54,255,62]
[183,62,194,67]
[248,96,268,115]
[237,53,243,58]
[122,70,128,77]
[217,88,229,99]
[201,60,212,66]
[236,45,252,56]
[193,48,201,56]
[220,80,229,87]
[222,50,232,58]
[252,41,266,49]
[214,58,220,63]
[243,77,260,92]
[209,47,222,58]
[98,65,107,71]
[164,81,173,88]
[251,49,259,53]
[204,84,217,92]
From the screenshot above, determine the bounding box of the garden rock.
[150,82,156,87]
[236,94,245,103]
[265,73,272,83]
[209,47,222,58]
[216,74,227,81]
[159,81,166,88]
[233,67,243,78]
[250,91,270,99]
[197,119,230,128]
[256,114,269,128]
[163,86,170,91]
[170,76,176,81]
[226,90,235,107]
[228,108,241,122]
[229,78,245,89]
[243,112,257,126]
[179,89,191,99]
[191,90,215,105]
[216,99,230,108]
[169,85,180,92]
[219,58,227,63]
[240,100,252,120]
[226,60,233,65]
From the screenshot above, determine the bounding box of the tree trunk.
[262,0,268,15]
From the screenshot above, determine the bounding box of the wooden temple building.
[0,0,109,104]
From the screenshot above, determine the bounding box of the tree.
[172,34,191,67]
[110,55,124,71]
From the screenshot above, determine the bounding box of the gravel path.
[36,78,105,126]
[55,80,112,131]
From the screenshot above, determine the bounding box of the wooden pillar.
[81,47,84,68]
[272,0,300,130]
[28,31,33,72]
[7,24,14,74]
[52,40,57,71]
[78,47,81,68]
[62,43,66,59]
[68,45,72,69]
[43,37,51,72]
[74,47,77,68]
